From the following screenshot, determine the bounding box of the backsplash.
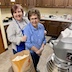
[35,8,72,15]
[1,7,72,21]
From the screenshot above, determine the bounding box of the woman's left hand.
[36,47,44,56]
[36,50,41,56]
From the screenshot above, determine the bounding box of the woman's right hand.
[21,35,27,42]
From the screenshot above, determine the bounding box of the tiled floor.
[0,45,13,72]
[0,36,52,72]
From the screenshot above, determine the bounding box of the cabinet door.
[18,0,23,7]
[5,0,19,7]
[0,0,5,6]
[0,0,6,8]
[53,0,65,8]
[0,29,5,54]
[66,0,72,8]
[40,20,47,30]
[60,22,70,31]
[47,21,60,36]
[22,0,28,7]
[28,0,36,8]
[35,0,42,7]
[4,25,11,45]
[42,0,52,7]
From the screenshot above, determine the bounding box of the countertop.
[41,15,72,23]
[37,43,54,72]
[41,17,72,23]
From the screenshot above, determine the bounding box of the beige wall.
[1,8,72,20]
[1,8,11,20]
[35,8,72,15]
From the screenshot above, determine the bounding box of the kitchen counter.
[41,17,72,23]
[41,15,72,23]
[37,43,54,72]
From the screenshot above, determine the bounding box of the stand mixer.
[47,37,72,72]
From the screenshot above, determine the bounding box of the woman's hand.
[36,50,42,56]
[44,30,47,35]
[21,35,27,42]
[36,47,44,56]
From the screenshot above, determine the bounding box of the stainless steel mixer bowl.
[53,37,72,62]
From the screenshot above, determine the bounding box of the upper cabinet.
[35,0,65,8]
[65,0,72,8]
[28,0,36,8]
[35,0,72,8]
[0,0,36,8]
[0,0,72,8]
[5,0,19,7]
[0,0,5,5]
[35,0,42,7]
[0,0,20,8]
[22,0,28,7]
[0,0,5,7]
[42,0,53,7]
[53,0,65,8]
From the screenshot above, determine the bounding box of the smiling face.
[30,14,39,28]
[13,8,23,21]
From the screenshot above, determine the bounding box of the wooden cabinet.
[65,0,72,8]
[0,29,5,54]
[35,0,42,7]
[4,25,11,45]
[60,22,70,30]
[5,0,19,7]
[0,0,72,8]
[0,0,25,8]
[53,0,65,8]
[0,0,20,8]
[0,0,5,5]
[47,21,60,36]
[35,0,72,8]
[28,0,36,8]
[42,0,53,7]
[0,0,5,8]
[22,0,28,7]
[40,20,47,30]
[35,0,65,8]
[41,20,71,37]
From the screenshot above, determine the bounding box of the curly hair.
[27,8,41,20]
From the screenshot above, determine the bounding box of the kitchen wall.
[1,8,11,20]
[1,8,72,20]
[35,8,72,15]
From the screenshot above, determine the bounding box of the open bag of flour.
[10,50,36,72]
